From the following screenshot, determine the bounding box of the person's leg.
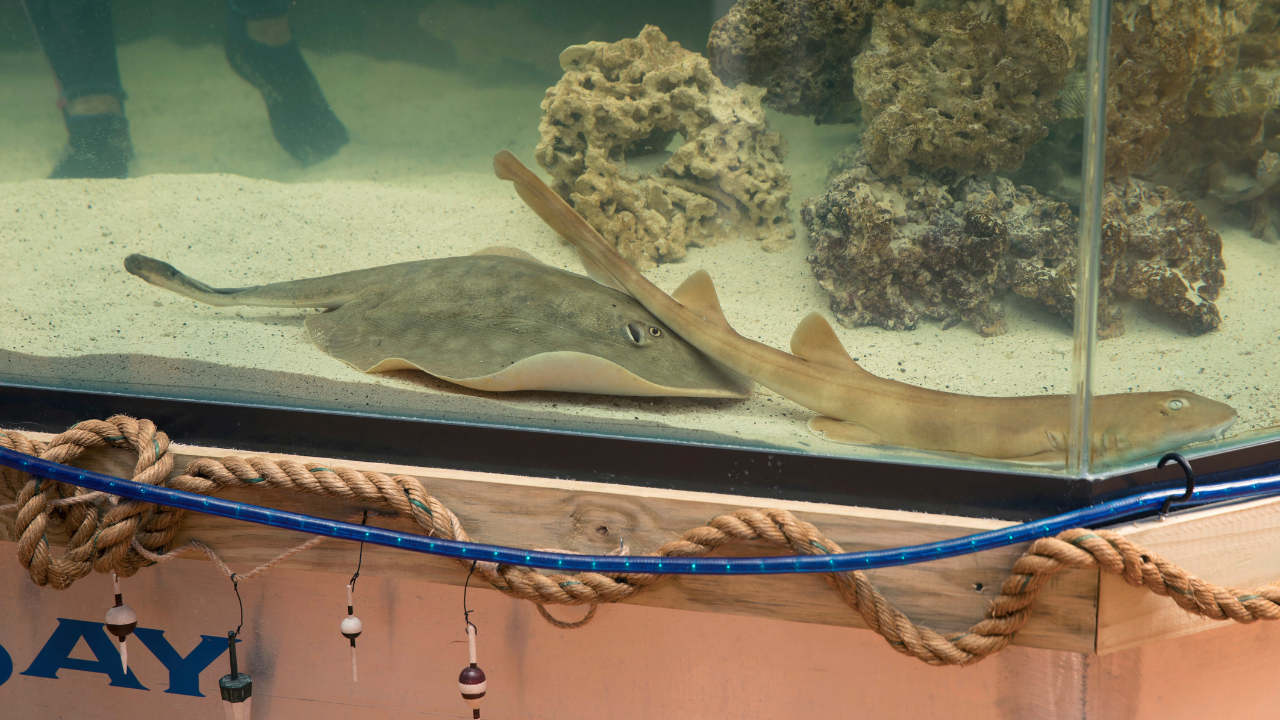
[23,0,133,178]
[225,0,348,166]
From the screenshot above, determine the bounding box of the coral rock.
[707,0,880,123]
[1102,19,1196,178]
[965,0,1268,178]
[851,4,1070,177]
[536,26,794,269]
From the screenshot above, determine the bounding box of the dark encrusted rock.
[707,0,880,124]
[1003,184,1128,339]
[804,156,1227,337]
[802,151,1011,335]
[1107,180,1225,336]
[850,3,1070,176]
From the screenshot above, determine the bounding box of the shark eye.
[648,326,663,338]
[1168,399,1185,411]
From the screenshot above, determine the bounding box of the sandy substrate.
[1,40,1277,476]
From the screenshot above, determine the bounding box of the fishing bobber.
[340,583,363,682]
[104,574,137,675]
[219,631,253,720]
[457,624,487,719]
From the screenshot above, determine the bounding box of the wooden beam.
[1,434,1098,652]
[1096,493,1280,654]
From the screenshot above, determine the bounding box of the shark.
[493,150,1238,466]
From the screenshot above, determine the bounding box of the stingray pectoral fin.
[440,351,749,398]
[807,416,886,445]
[361,358,418,372]
[303,295,401,371]
[471,246,542,263]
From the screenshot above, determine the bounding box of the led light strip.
[1,446,1277,575]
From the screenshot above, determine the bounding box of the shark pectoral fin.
[1005,450,1068,467]
[790,313,870,375]
[470,246,542,263]
[1045,430,1068,451]
[1092,428,1131,460]
[493,150,630,294]
[1005,431,1070,466]
[671,270,731,329]
[807,416,886,445]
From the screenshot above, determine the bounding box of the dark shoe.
[50,112,133,179]
[225,12,349,166]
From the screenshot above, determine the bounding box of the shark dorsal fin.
[790,313,869,375]
[671,270,730,329]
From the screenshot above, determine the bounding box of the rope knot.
[4,416,181,588]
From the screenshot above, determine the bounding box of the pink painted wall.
[1,540,1276,719]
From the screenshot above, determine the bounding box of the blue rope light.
[2,445,1278,575]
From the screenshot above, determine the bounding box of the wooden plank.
[1096,494,1280,654]
[0,433,1098,652]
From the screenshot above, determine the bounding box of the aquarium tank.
[0,0,1275,491]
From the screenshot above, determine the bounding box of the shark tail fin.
[493,150,628,294]
[790,313,871,375]
[671,270,733,330]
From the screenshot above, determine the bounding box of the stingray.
[123,249,751,398]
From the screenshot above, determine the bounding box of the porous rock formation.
[707,0,881,124]
[1100,19,1197,178]
[536,25,794,268]
[850,4,1070,177]
[956,0,1270,177]
[949,0,1264,75]
[804,153,1226,337]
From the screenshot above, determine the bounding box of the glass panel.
[0,0,1178,479]
[1087,0,1278,475]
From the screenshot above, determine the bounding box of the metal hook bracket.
[1157,452,1195,519]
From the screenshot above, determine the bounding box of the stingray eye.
[1168,399,1185,411]
[648,326,663,338]
[625,322,646,344]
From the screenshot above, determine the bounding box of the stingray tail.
[124,254,252,307]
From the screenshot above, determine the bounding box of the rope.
[128,511,392,583]
[2,416,1279,666]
